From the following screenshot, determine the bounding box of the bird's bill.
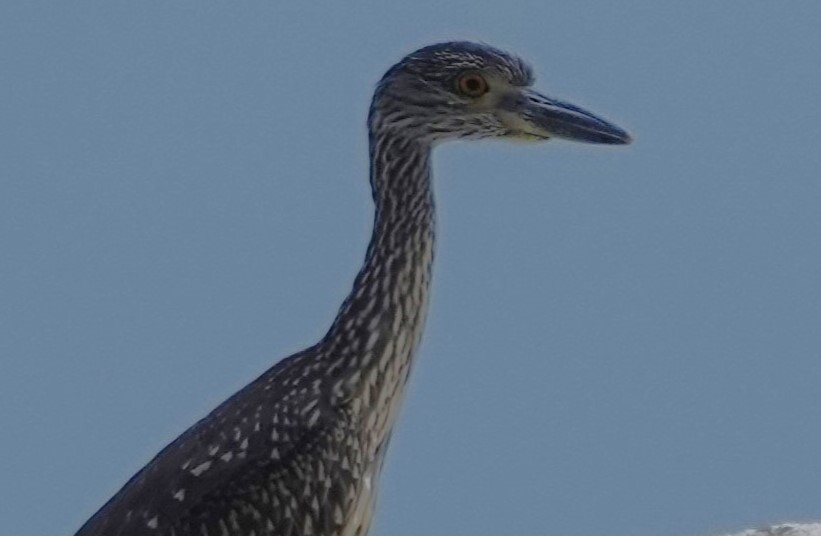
[499,88,632,145]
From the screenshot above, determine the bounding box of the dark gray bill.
[507,88,632,145]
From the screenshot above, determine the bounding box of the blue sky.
[1,2,820,535]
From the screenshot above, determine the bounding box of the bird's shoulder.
[75,343,350,536]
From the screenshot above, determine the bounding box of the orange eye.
[457,72,488,97]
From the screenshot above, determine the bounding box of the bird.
[73,41,631,536]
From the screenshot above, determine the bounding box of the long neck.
[322,129,435,428]
[326,129,435,355]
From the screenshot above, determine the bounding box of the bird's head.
[370,41,631,145]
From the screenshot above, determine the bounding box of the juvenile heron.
[74,41,630,536]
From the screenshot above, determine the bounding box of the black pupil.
[464,77,481,92]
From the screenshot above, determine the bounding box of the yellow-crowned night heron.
[74,41,630,536]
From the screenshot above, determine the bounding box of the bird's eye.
[457,72,489,97]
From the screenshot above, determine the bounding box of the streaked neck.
[327,130,435,350]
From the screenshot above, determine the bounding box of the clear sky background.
[2,2,820,535]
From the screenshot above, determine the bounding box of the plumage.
[74,41,630,536]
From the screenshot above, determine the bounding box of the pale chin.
[507,131,551,142]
